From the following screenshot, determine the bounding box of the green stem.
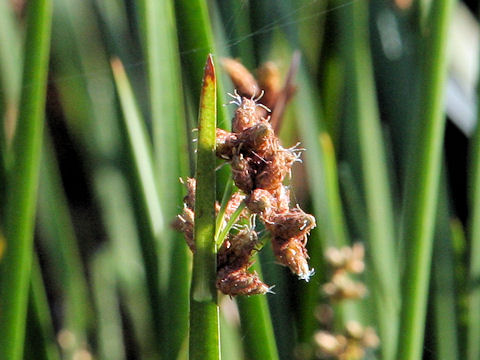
[466,19,480,359]
[339,2,399,357]
[37,134,92,355]
[236,260,279,360]
[25,258,61,360]
[215,201,246,247]
[0,0,52,358]
[111,59,165,346]
[189,55,219,360]
[174,0,229,130]
[214,179,234,241]
[295,64,359,329]
[433,172,460,360]
[91,248,127,360]
[398,0,455,358]
[0,0,22,191]
[137,0,194,347]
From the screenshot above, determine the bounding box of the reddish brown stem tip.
[204,54,215,83]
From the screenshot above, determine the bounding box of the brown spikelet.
[216,267,270,296]
[232,97,262,133]
[231,154,254,192]
[322,273,367,301]
[181,177,196,209]
[221,58,260,98]
[217,227,258,269]
[257,61,281,110]
[216,128,237,159]
[272,236,313,281]
[172,207,195,252]
[254,148,295,191]
[269,52,300,133]
[265,207,316,241]
[236,120,276,156]
[271,185,290,213]
[245,188,275,216]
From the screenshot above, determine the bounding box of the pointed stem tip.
[204,54,215,83]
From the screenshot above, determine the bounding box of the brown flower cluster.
[310,244,379,359]
[174,57,316,296]
[217,91,316,284]
[322,243,367,301]
[314,321,379,360]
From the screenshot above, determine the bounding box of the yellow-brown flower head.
[325,243,365,274]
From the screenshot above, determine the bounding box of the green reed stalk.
[466,28,480,360]
[397,0,455,358]
[111,58,165,346]
[189,55,219,360]
[0,0,52,358]
[236,261,279,360]
[338,2,399,357]
[135,8,189,341]
[25,258,61,360]
[433,174,460,360]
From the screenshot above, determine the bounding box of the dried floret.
[216,128,237,159]
[362,327,380,349]
[231,154,254,192]
[180,177,196,209]
[216,267,271,296]
[245,188,274,216]
[222,57,298,130]
[325,243,365,274]
[265,207,316,241]
[217,225,258,270]
[314,323,379,360]
[272,236,314,281]
[271,185,290,213]
[314,331,347,357]
[232,96,263,133]
[235,120,276,156]
[254,148,296,191]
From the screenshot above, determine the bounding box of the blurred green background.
[1,0,479,359]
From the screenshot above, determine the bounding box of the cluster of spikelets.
[314,321,379,360]
[311,244,379,359]
[322,243,367,301]
[173,57,316,296]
